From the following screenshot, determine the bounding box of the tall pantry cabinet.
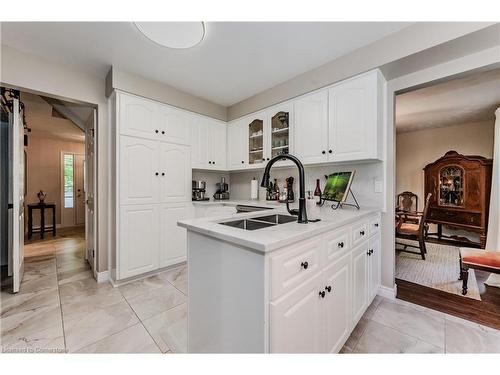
[110,91,192,281]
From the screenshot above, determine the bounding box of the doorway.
[392,68,500,328]
[0,87,98,293]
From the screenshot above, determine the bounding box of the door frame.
[382,51,500,296]
[60,150,85,228]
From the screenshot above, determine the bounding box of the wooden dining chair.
[395,193,432,260]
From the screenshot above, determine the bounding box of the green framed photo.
[323,171,355,202]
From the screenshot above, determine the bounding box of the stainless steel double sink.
[219,214,297,231]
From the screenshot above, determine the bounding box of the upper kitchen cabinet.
[247,113,265,167]
[191,116,227,170]
[159,143,191,203]
[119,93,158,140]
[328,70,383,162]
[157,105,191,145]
[227,118,249,170]
[294,90,329,164]
[267,103,293,162]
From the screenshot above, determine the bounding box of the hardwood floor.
[396,270,500,330]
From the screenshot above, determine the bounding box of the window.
[63,154,74,208]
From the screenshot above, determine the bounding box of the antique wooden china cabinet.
[424,151,493,248]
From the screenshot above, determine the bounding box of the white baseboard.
[96,270,110,283]
[377,284,397,299]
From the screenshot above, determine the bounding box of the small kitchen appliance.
[192,180,209,201]
[213,177,230,200]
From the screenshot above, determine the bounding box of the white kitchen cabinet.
[119,204,160,279]
[119,135,160,205]
[368,235,381,301]
[191,116,210,169]
[208,120,227,169]
[159,143,191,203]
[157,105,190,145]
[227,119,248,169]
[351,242,369,325]
[270,273,324,353]
[294,90,329,164]
[191,116,227,170]
[329,70,382,162]
[266,103,293,165]
[324,252,351,353]
[159,203,190,267]
[119,93,158,140]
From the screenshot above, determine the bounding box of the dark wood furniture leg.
[52,205,56,236]
[460,264,470,295]
[437,224,442,240]
[40,205,45,239]
[28,205,33,240]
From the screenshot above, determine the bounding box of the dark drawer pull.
[300,261,309,270]
[337,242,344,248]
[325,285,332,293]
[319,290,325,298]
[360,230,365,236]
[374,223,379,227]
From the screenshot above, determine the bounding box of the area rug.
[395,240,481,301]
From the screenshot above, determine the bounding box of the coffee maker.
[192,180,209,201]
[213,177,230,200]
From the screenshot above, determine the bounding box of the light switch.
[374,179,383,193]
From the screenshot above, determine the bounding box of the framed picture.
[322,171,355,203]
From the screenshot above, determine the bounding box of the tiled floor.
[0,228,187,354]
[341,295,500,353]
[2,229,499,353]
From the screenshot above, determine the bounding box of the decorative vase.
[37,190,47,204]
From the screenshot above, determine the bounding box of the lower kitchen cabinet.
[160,203,190,267]
[324,252,351,353]
[368,235,381,301]
[270,273,324,353]
[351,242,369,325]
[119,204,160,279]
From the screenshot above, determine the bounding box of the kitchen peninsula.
[178,205,381,353]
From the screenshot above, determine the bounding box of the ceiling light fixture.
[134,22,205,49]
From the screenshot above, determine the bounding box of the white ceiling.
[1,22,411,106]
[395,68,500,133]
[21,92,87,142]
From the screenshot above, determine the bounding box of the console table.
[27,203,56,239]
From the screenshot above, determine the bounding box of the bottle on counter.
[314,179,322,204]
[273,179,280,201]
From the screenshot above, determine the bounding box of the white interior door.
[10,98,24,293]
[85,109,96,275]
[74,154,85,225]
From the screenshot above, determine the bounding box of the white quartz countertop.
[178,204,381,253]
[191,199,282,208]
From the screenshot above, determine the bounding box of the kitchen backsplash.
[229,161,384,209]
[192,170,231,199]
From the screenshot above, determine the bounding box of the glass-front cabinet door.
[438,165,464,207]
[266,103,292,163]
[248,117,264,165]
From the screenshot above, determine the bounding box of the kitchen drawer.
[429,209,482,227]
[368,216,381,237]
[270,237,322,301]
[324,228,350,265]
[352,221,369,247]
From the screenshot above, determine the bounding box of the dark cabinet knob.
[161,172,165,176]
[319,290,326,298]
[374,223,379,227]
[241,161,244,164]
[267,158,270,161]
[370,249,374,255]
[161,130,165,134]
[325,286,332,293]
[262,158,265,161]
[338,242,344,248]
[155,172,159,176]
[155,129,159,133]
[213,161,216,165]
[360,230,365,236]
[301,261,309,270]
[208,161,212,164]
[367,250,371,256]
[328,150,333,154]
[322,150,326,154]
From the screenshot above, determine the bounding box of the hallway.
[1,228,187,353]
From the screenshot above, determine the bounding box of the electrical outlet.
[374,180,383,193]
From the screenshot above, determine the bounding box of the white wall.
[1,44,109,272]
[230,162,384,209]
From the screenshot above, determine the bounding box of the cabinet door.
[329,71,379,162]
[268,103,293,165]
[324,253,351,353]
[209,121,227,169]
[157,105,190,145]
[270,273,324,353]
[119,204,160,279]
[294,90,329,164]
[351,243,368,325]
[247,114,266,166]
[190,116,210,169]
[159,203,190,267]
[227,119,248,169]
[368,235,381,301]
[119,93,159,140]
[120,136,160,205]
[160,143,191,203]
